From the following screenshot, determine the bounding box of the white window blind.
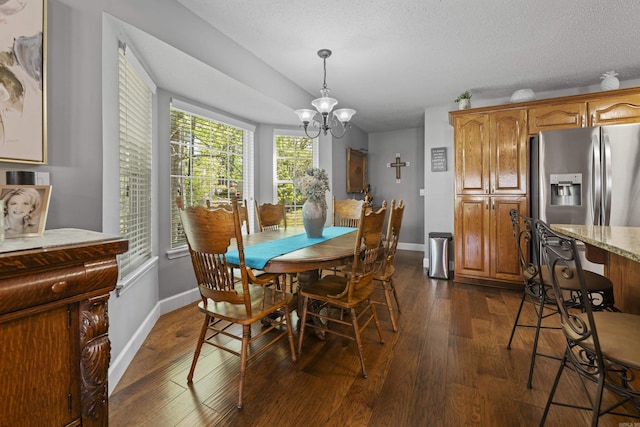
[169,100,254,248]
[118,45,153,277]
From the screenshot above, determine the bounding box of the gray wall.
[368,128,425,246]
[331,126,369,202]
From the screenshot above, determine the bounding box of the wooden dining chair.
[177,198,296,409]
[333,197,364,227]
[372,199,405,332]
[298,201,387,379]
[506,210,618,389]
[323,197,366,277]
[535,220,640,426]
[207,199,250,234]
[254,201,287,231]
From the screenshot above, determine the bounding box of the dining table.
[227,226,359,336]
[550,224,640,314]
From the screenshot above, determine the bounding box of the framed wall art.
[0,0,47,164]
[0,184,51,237]
[347,148,367,193]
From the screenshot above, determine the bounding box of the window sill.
[166,245,189,260]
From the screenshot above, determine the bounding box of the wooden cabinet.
[454,109,527,196]
[454,196,526,286]
[453,108,528,288]
[589,93,640,126]
[490,197,528,282]
[454,113,489,195]
[528,102,587,134]
[454,196,489,278]
[529,93,640,132]
[0,229,127,427]
[450,86,640,288]
[490,109,528,195]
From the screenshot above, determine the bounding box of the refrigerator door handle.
[592,135,601,225]
[603,134,612,226]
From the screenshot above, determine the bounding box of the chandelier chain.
[322,56,328,89]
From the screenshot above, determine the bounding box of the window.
[274,131,317,227]
[118,44,153,277]
[170,100,255,248]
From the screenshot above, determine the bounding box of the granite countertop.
[550,224,640,264]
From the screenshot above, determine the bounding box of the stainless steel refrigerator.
[532,123,640,228]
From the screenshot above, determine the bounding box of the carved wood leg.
[79,295,110,427]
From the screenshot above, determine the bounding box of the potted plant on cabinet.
[454,91,472,110]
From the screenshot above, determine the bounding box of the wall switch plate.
[419,188,425,196]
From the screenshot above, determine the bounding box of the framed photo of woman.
[0,185,51,238]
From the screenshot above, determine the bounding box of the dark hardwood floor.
[109,250,637,426]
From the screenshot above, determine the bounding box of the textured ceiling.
[134,1,640,133]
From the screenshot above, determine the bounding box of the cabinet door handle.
[484,186,489,194]
[485,200,489,210]
[491,186,495,194]
[492,199,495,210]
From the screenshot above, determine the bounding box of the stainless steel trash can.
[428,232,452,279]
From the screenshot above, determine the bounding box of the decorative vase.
[458,99,471,110]
[302,199,326,238]
[600,71,620,91]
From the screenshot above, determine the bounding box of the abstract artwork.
[0,0,46,163]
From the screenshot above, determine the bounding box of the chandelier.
[295,49,356,139]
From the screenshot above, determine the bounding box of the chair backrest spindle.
[380,199,404,273]
[338,201,387,301]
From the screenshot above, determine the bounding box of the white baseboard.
[108,306,160,395]
[108,287,200,395]
[158,286,201,315]
[398,242,424,252]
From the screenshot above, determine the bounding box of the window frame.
[169,99,255,249]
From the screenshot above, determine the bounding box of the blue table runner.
[227,226,355,269]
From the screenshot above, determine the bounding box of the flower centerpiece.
[294,167,330,238]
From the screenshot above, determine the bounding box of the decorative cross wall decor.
[387,153,410,183]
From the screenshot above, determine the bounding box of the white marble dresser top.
[550,224,640,264]
[0,228,122,254]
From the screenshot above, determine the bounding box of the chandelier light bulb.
[295,109,317,123]
[311,96,338,114]
[334,108,356,123]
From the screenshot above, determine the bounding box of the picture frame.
[347,148,367,193]
[0,0,47,164]
[0,185,51,238]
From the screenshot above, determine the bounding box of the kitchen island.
[550,224,640,314]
